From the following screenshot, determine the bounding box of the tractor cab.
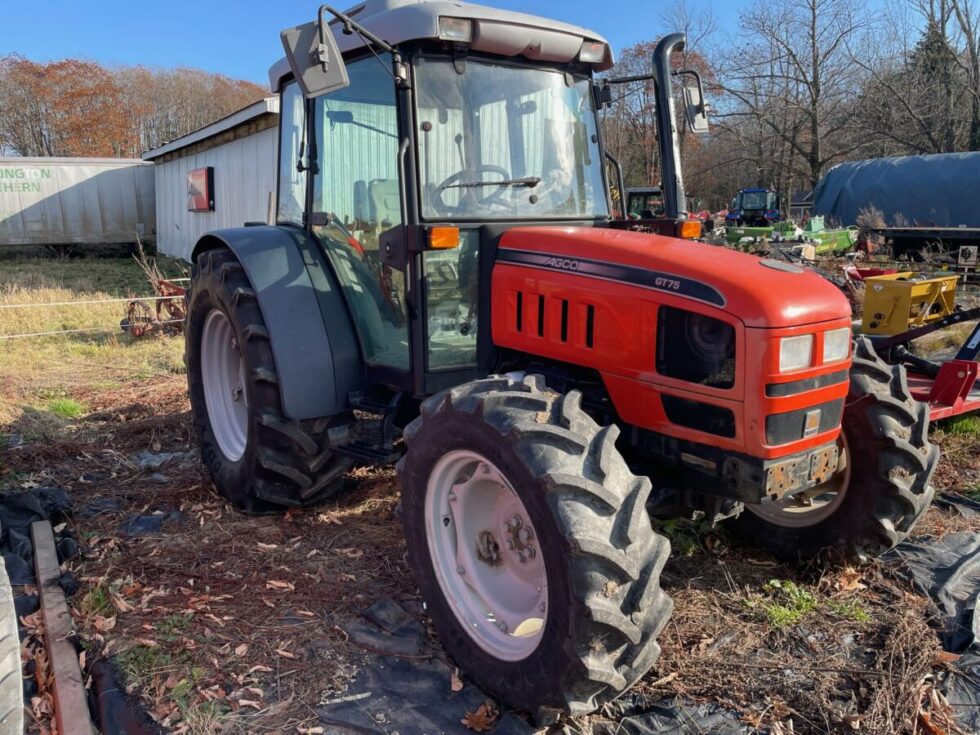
[625,187,665,219]
[272,0,708,396]
[726,187,782,227]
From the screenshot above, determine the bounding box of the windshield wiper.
[441,176,542,190]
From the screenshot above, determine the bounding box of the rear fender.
[191,226,365,420]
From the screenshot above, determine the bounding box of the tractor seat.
[368,179,400,230]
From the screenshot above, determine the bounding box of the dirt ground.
[2,251,978,734]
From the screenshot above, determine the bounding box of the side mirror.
[682,80,709,134]
[281,11,349,99]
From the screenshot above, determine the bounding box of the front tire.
[397,375,672,718]
[186,248,354,512]
[733,337,938,560]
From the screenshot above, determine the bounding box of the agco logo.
[543,256,580,271]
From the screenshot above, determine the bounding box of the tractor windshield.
[414,57,609,221]
[739,191,775,210]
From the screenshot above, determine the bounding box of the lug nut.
[496,621,508,633]
[506,539,515,550]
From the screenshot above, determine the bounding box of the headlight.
[779,334,813,372]
[823,328,851,364]
[438,17,473,43]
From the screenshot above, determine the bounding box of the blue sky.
[0,0,737,86]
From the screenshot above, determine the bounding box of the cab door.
[309,57,412,375]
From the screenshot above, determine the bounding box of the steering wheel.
[435,165,511,215]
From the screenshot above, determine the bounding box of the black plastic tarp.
[886,503,980,733]
[811,152,980,227]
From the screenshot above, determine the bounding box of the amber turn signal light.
[678,220,702,239]
[428,226,460,249]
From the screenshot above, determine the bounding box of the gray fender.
[191,225,365,420]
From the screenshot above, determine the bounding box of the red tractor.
[184,0,938,719]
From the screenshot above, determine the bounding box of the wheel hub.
[425,451,547,661]
[504,514,537,563]
[201,309,249,462]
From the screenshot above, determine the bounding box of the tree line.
[600,0,980,211]
[0,56,265,159]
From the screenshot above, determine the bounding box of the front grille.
[662,395,736,438]
[765,398,844,446]
[766,369,849,397]
[656,306,735,389]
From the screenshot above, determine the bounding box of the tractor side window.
[312,58,409,370]
[424,230,480,369]
[277,82,306,225]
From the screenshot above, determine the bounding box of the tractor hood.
[497,226,850,329]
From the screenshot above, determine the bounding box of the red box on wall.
[187,167,215,212]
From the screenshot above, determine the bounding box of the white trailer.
[0,157,155,247]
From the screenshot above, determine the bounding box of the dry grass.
[0,251,185,430]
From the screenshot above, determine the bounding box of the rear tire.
[733,337,938,560]
[397,374,672,718]
[186,248,354,512]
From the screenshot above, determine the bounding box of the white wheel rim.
[201,309,249,462]
[425,450,547,661]
[747,435,851,528]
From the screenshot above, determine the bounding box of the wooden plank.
[31,521,94,735]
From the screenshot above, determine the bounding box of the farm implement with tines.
[121,277,188,338]
[120,240,189,338]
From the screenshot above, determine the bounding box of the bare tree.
[951,0,980,148]
[718,0,868,187]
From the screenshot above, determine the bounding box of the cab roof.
[269,0,614,92]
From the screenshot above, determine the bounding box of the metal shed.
[0,157,155,247]
[144,97,279,261]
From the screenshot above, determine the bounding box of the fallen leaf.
[248,664,273,674]
[837,567,866,591]
[112,594,135,613]
[933,650,961,665]
[93,615,117,633]
[461,701,498,732]
[450,668,464,692]
[234,643,248,656]
[265,580,295,591]
[256,542,278,551]
[275,648,298,660]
